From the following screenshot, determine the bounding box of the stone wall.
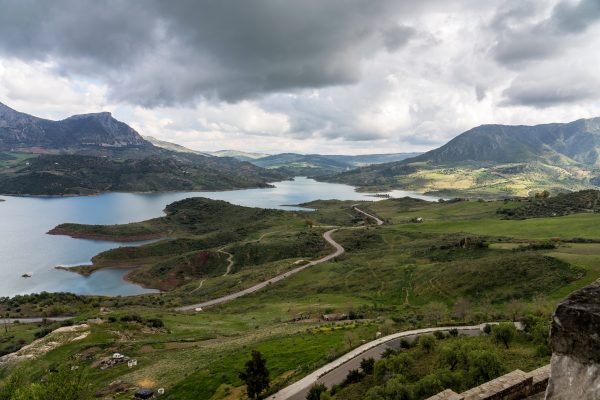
[545,279,600,400]
[424,366,550,400]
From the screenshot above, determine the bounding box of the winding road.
[352,204,384,225]
[176,206,380,312]
[268,322,520,400]
[175,229,344,311]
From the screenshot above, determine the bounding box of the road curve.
[352,205,384,225]
[176,229,344,311]
[267,322,515,400]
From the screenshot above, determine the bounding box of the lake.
[0,177,437,297]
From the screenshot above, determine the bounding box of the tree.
[419,335,436,353]
[342,369,364,386]
[344,332,359,349]
[440,345,463,371]
[422,302,448,326]
[360,357,375,375]
[306,384,327,400]
[468,350,505,385]
[492,323,516,349]
[239,350,270,399]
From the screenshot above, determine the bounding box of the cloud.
[0,0,420,106]
[1,0,600,154]
[490,0,600,66]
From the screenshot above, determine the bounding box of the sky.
[0,0,600,155]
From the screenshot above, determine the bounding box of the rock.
[546,279,600,399]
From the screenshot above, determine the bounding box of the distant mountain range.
[327,117,600,197]
[145,134,421,176]
[249,152,421,176]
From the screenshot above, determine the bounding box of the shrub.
[306,383,327,400]
[433,331,446,340]
[419,335,436,353]
[34,327,53,339]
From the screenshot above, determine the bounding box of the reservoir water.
[0,177,436,297]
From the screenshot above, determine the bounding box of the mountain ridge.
[326,116,600,197]
[0,102,150,150]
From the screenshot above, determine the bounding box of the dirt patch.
[0,324,90,366]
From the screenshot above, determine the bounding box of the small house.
[113,353,124,359]
[128,359,138,368]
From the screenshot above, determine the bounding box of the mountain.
[210,150,269,161]
[249,152,423,176]
[143,136,208,155]
[0,102,286,195]
[0,102,150,150]
[326,117,600,197]
[407,117,600,166]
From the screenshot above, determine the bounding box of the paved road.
[176,229,344,311]
[267,323,509,400]
[352,205,384,225]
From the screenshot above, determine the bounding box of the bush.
[419,335,436,353]
[145,318,164,328]
[360,357,375,375]
[492,323,517,349]
[433,331,446,340]
[306,383,327,400]
[448,328,459,337]
[34,327,53,339]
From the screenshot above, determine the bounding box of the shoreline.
[0,182,279,199]
[47,227,166,242]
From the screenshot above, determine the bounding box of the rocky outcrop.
[545,279,600,399]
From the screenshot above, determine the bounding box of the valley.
[1,189,599,399]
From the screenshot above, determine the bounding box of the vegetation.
[325,329,549,400]
[239,350,270,399]
[0,153,285,195]
[2,192,600,398]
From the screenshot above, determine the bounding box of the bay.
[0,177,437,296]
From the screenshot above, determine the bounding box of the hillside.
[409,117,600,166]
[327,117,600,197]
[5,194,600,398]
[0,153,285,195]
[143,136,208,155]
[210,150,269,161]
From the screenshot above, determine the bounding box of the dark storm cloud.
[0,0,419,106]
[501,79,599,108]
[491,0,600,66]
